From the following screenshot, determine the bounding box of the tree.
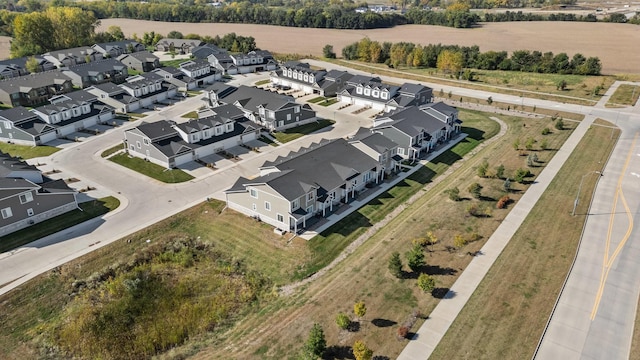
[514,168,530,183]
[106,25,125,41]
[425,231,438,252]
[25,56,40,74]
[445,187,460,201]
[512,139,520,151]
[336,313,350,330]
[354,301,367,320]
[353,340,373,360]
[417,273,436,293]
[436,49,463,74]
[486,96,493,105]
[388,252,403,278]
[304,323,326,359]
[167,30,184,39]
[476,159,489,178]
[322,44,336,59]
[555,118,565,130]
[525,137,535,150]
[468,183,482,199]
[557,79,568,91]
[406,243,425,271]
[495,164,505,179]
[540,139,549,150]
[503,178,511,192]
[453,234,468,249]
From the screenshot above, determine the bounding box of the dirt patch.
[99,19,640,75]
[0,36,10,59]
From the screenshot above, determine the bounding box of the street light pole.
[572,170,601,216]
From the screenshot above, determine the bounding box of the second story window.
[19,192,33,204]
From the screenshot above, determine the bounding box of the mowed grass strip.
[109,153,194,183]
[272,119,335,143]
[0,143,60,159]
[430,123,619,359]
[0,197,120,253]
[100,143,124,158]
[297,110,500,280]
[606,84,640,107]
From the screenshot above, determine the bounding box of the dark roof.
[208,103,245,119]
[353,130,398,154]
[346,74,381,85]
[217,85,294,112]
[399,83,429,95]
[0,151,39,176]
[157,38,203,48]
[51,89,98,104]
[94,40,143,52]
[192,44,227,58]
[117,51,159,63]
[88,82,123,94]
[374,106,447,137]
[0,71,72,93]
[0,178,38,199]
[425,101,457,117]
[39,178,75,193]
[64,58,127,77]
[0,106,40,123]
[134,120,178,140]
[45,46,97,60]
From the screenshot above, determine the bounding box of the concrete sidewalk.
[397,115,597,360]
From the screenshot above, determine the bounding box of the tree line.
[135,31,258,54]
[341,38,602,75]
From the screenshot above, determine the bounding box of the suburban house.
[117,51,160,73]
[0,57,56,79]
[92,40,146,58]
[0,107,58,145]
[191,43,227,59]
[86,72,177,113]
[62,58,129,88]
[269,62,353,97]
[204,84,317,131]
[337,77,433,112]
[371,102,461,161]
[225,137,396,233]
[208,50,276,75]
[152,67,196,92]
[43,46,104,67]
[123,113,260,169]
[0,152,79,238]
[0,90,116,145]
[155,38,204,54]
[0,71,74,108]
[178,59,220,87]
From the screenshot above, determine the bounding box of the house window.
[287,114,291,121]
[252,203,257,211]
[143,138,150,145]
[19,192,33,204]
[292,199,299,209]
[136,141,141,149]
[372,90,379,97]
[27,208,34,217]
[130,144,135,151]
[306,205,313,214]
[294,106,300,113]
[1,207,12,219]
[364,88,371,96]
[226,123,233,131]
[381,92,388,99]
[277,213,284,223]
[4,121,10,129]
[265,201,271,211]
[397,148,404,155]
[307,192,313,201]
[250,189,258,198]
[356,87,363,95]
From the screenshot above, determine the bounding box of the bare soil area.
[99,19,640,75]
[0,36,10,59]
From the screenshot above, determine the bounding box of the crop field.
[98,19,640,75]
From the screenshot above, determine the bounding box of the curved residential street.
[0,63,640,359]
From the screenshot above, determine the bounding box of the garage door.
[40,131,58,144]
[173,152,193,167]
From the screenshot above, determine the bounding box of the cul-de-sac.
[0,1,639,359]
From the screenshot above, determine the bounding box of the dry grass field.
[99,19,640,75]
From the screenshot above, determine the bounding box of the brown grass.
[98,19,640,75]
[430,121,619,359]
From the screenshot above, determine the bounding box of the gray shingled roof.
[0,152,39,176]
[375,106,446,137]
[118,50,158,63]
[65,58,127,77]
[354,131,398,155]
[217,85,294,112]
[135,120,178,140]
[0,71,72,93]
[0,106,40,123]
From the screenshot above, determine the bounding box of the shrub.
[540,139,549,150]
[468,183,482,199]
[444,187,460,201]
[541,127,551,135]
[417,273,436,293]
[453,234,468,249]
[495,164,505,179]
[388,252,403,278]
[525,137,535,150]
[466,204,480,216]
[406,243,425,272]
[503,178,512,192]
[514,168,531,183]
[397,326,409,339]
[476,159,489,178]
[496,195,511,209]
[555,118,565,130]
[336,313,350,330]
[353,340,373,360]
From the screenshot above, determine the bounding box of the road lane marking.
[590,133,638,320]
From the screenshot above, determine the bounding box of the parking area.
[28,160,112,203]
[177,139,273,178]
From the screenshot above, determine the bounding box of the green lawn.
[0,143,60,159]
[181,111,198,118]
[100,143,124,158]
[109,154,194,183]
[607,84,640,107]
[258,135,278,146]
[0,196,120,253]
[255,79,270,86]
[296,111,500,280]
[272,119,335,143]
[127,68,142,76]
[160,58,187,68]
[318,98,339,106]
[307,96,326,104]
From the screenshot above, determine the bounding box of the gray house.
[371,102,461,161]
[0,71,74,108]
[337,78,433,112]
[86,73,177,113]
[123,114,259,169]
[0,107,58,145]
[178,59,220,87]
[152,67,196,92]
[156,39,204,54]
[225,137,395,232]
[0,57,56,79]
[191,44,227,59]
[117,51,160,73]
[43,46,104,67]
[62,58,129,88]
[0,152,79,238]
[92,40,146,58]
[205,84,317,132]
[208,50,276,75]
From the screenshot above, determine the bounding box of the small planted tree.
[444,187,460,201]
[304,323,327,359]
[388,251,403,278]
[425,231,438,252]
[541,127,551,135]
[476,159,489,178]
[417,273,436,293]
[453,234,468,250]
[486,96,493,105]
[468,183,482,199]
[406,243,425,272]
[540,139,549,150]
[513,139,520,151]
[322,44,336,59]
[555,118,565,130]
[353,340,373,360]
[514,168,531,183]
[525,137,535,150]
[336,313,350,330]
[557,79,568,91]
[354,301,367,320]
[495,164,505,179]
[503,178,512,192]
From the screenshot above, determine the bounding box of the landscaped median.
[0,143,60,159]
[109,153,194,183]
[0,196,120,253]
